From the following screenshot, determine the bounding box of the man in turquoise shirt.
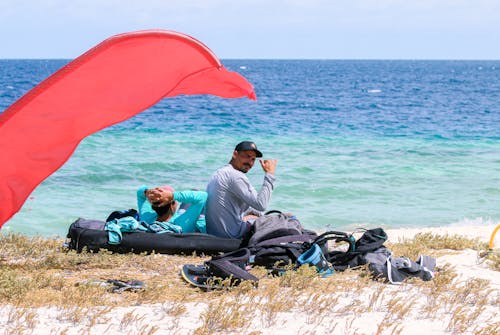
[137,185,207,233]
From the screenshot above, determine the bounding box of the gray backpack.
[248,211,304,246]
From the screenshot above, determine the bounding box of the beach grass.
[0,232,498,335]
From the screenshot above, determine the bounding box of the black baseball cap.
[234,141,263,157]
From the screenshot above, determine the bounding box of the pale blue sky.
[1,0,499,59]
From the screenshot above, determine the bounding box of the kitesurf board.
[66,218,242,255]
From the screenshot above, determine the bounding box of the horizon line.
[0,57,499,62]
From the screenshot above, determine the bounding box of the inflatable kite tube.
[0,29,256,228]
[67,218,242,255]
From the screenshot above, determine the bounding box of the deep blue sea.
[1,59,499,237]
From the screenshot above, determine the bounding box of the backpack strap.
[208,258,258,285]
[206,248,259,285]
[211,248,253,269]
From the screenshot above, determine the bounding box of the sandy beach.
[0,223,498,335]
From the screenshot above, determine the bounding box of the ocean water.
[1,59,499,237]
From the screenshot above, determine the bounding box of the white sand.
[385,224,497,243]
[1,224,498,335]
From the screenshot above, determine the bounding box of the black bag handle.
[313,230,356,252]
[264,209,283,215]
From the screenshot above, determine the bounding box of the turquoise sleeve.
[136,185,158,224]
[171,190,207,233]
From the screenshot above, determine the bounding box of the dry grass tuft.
[479,250,500,271]
[488,251,500,270]
[474,322,500,335]
[194,299,253,334]
[412,232,485,250]
[388,232,486,260]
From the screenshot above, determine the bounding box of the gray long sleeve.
[206,164,275,238]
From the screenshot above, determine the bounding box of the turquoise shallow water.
[1,60,499,237]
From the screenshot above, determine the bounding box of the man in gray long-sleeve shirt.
[206,141,277,239]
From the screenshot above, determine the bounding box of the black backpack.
[248,230,356,270]
[244,211,315,268]
[326,228,388,271]
[105,208,139,222]
[248,233,318,269]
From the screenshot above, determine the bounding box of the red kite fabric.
[0,29,256,228]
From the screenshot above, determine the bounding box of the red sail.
[0,29,256,227]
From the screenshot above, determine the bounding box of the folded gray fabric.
[364,248,392,280]
[387,255,435,284]
[417,255,436,271]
